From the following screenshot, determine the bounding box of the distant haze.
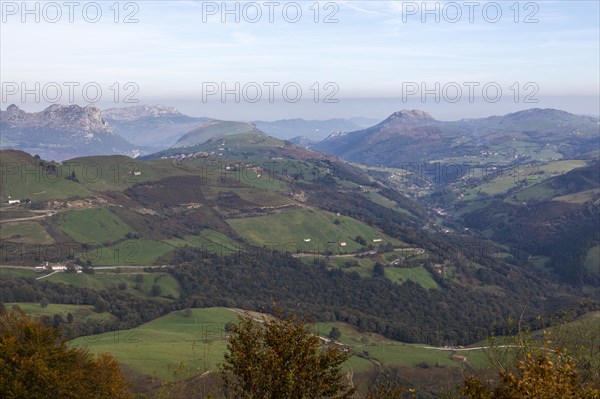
[162,95,600,121]
[3,95,598,122]
[2,1,597,121]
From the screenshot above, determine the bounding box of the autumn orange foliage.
[462,337,600,399]
[0,308,132,399]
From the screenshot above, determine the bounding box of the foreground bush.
[462,335,600,399]
[221,312,356,399]
[0,308,132,399]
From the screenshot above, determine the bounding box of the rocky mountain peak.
[6,104,23,114]
[0,104,138,160]
[388,109,435,121]
[2,104,27,123]
[1,104,112,138]
[39,104,111,135]
[102,105,182,121]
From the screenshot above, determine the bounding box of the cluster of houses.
[34,262,82,274]
[162,151,209,162]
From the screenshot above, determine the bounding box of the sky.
[1,0,599,120]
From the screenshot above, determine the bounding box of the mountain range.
[102,105,212,148]
[1,104,599,395]
[144,119,334,164]
[2,104,598,171]
[252,117,377,141]
[0,104,382,160]
[315,108,600,167]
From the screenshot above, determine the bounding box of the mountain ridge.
[315,108,600,167]
[0,104,139,161]
[101,105,211,149]
[102,104,182,120]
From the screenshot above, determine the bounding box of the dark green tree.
[150,284,162,297]
[328,326,341,341]
[222,312,355,399]
[373,262,385,277]
[40,297,49,308]
[93,296,109,312]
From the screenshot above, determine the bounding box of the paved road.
[423,345,520,351]
[0,210,57,224]
[0,265,35,270]
[0,265,165,274]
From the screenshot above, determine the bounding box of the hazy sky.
[1,0,599,120]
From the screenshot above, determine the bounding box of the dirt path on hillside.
[35,270,61,280]
[0,210,57,224]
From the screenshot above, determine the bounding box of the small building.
[303,238,311,242]
[8,199,20,204]
[133,171,142,176]
[372,238,382,243]
[452,355,468,363]
[339,242,347,247]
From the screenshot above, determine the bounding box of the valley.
[1,105,598,397]
[3,3,599,396]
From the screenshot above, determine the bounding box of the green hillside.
[62,155,194,192]
[0,150,92,201]
[3,139,598,394]
[70,307,487,379]
[6,302,115,323]
[45,270,181,300]
[227,207,393,253]
[58,207,134,244]
[173,121,263,147]
[2,143,415,267]
[0,221,54,244]
[70,308,239,378]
